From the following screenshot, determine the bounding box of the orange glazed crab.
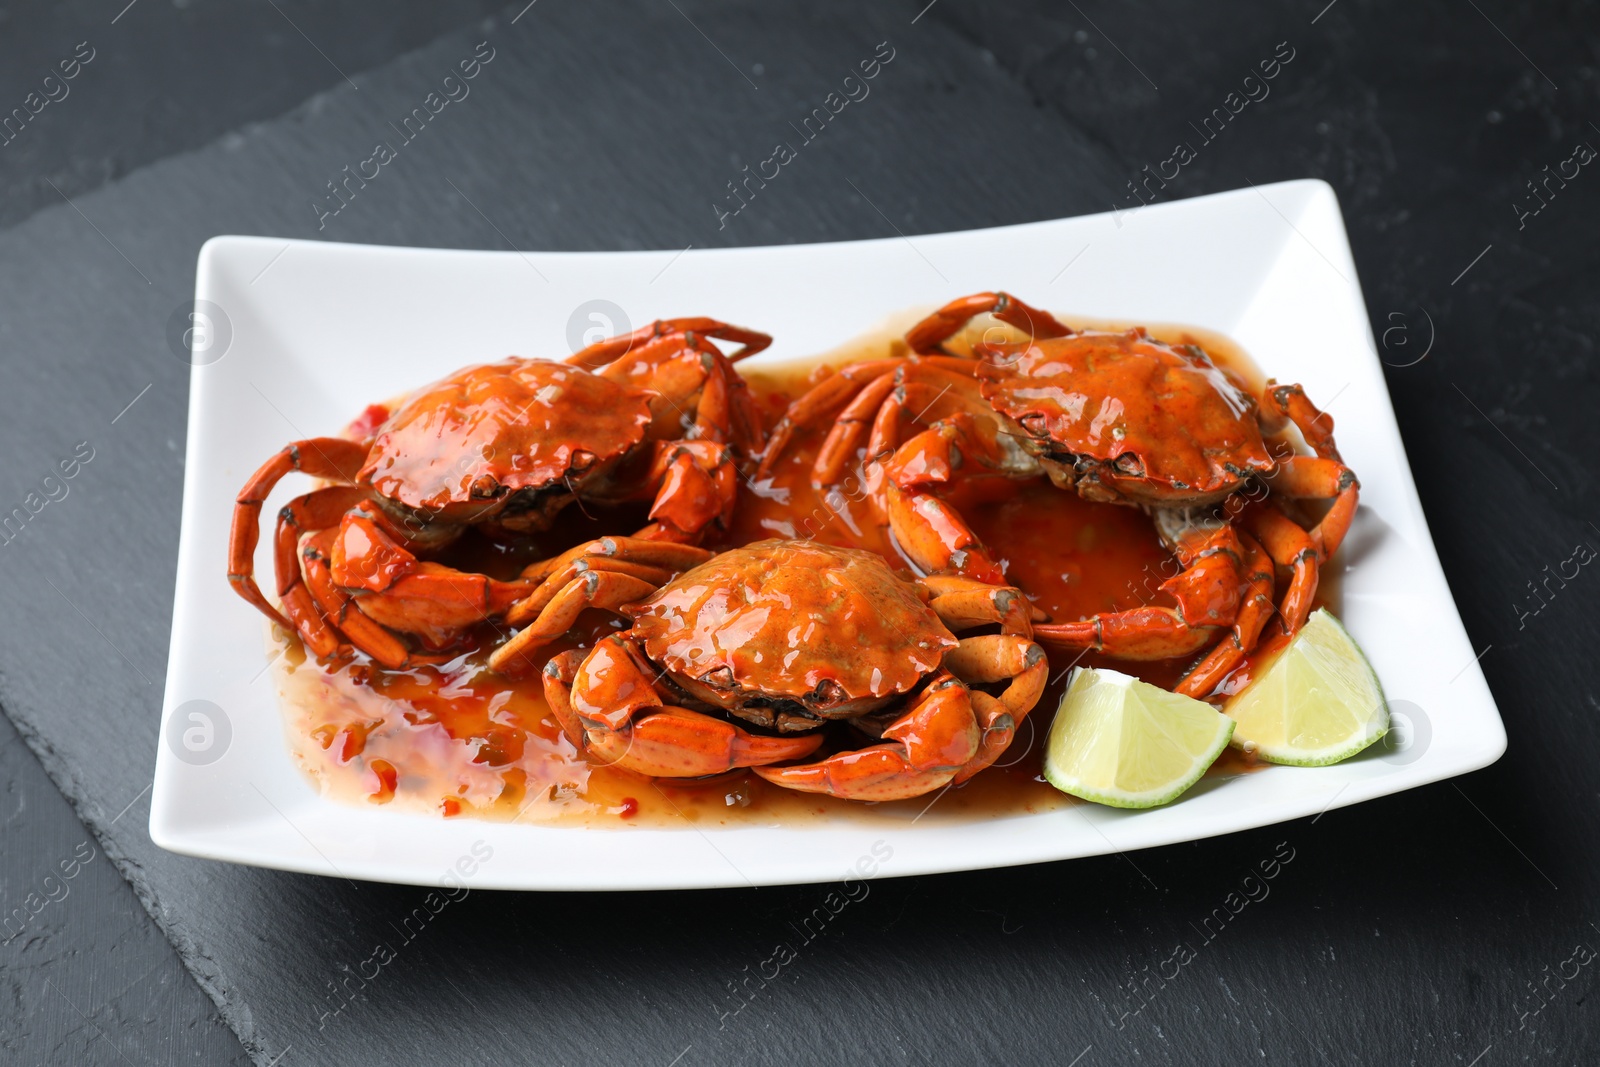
[759,292,1359,696]
[228,318,769,669]
[536,539,1048,801]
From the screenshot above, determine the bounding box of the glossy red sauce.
[273,314,1322,826]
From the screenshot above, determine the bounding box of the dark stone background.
[0,1,1595,1064]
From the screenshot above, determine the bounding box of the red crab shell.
[976,329,1276,507]
[628,540,958,729]
[357,358,654,518]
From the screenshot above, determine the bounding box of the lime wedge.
[1043,667,1235,809]
[1224,608,1388,766]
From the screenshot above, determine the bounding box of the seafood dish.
[229,293,1369,822]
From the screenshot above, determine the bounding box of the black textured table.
[1,2,1596,1064]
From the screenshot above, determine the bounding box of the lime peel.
[1043,667,1235,809]
[1224,608,1388,767]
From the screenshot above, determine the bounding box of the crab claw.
[1034,608,1219,660]
[541,645,822,778]
[754,676,981,802]
[755,747,961,803]
[883,483,1006,585]
[584,707,823,779]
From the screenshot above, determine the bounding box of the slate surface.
[0,710,249,1065]
[0,0,1597,1064]
[0,0,507,232]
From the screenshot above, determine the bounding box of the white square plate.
[152,180,1505,890]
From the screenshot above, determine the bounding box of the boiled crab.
[758,292,1359,696]
[536,539,1048,801]
[228,318,769,668]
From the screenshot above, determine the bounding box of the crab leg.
[758,633,1048,800]
[1032,521,1251,661]
[667,318,775,363]
[263,481,532,665]
[1264,456,1349,497]
[1157,525,1248,631]
[1258,379,1361,559]
[353,564,532,649]
[317,501,534,648]
[1034,607,1221,660]
[834,364,983,477]
[588,708,824,778]
[1264,455,1361,560]
[884,482,1007,585]
[543,646,822,777]
[944,635,1049,783]
[229,437,369,628]
[325,502,417,592]
[567,317,772,371]
[763,354,992,480]
[1174,532,1276,698]
[1264,381,1342,461]
[271,485,369,658]
[1238,504,1321,634]
[958,692,1018,784]
[556,637,662,731]
[599,327,765,466]
[812,370,899,483]
[506,558,674,626]
[860,379,907,482]
[817,369,945,499]
[755,675,981,801]
[641,440,739,541]
[923,575,1040,635]
[302,528,479,669]
[489,570,661,673]
[873,389,1059,584]
[846,368,979,491]
[689,343,764,459]
[756,746,960,802]
[501,537,711,666]
[906,291,1074,356]
[944,635,1049,715]
[1313,481,1360,561]
[521,536,714,588]
[878,409,1017,582]
[756,359,903,480]
[300,530,417,669]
